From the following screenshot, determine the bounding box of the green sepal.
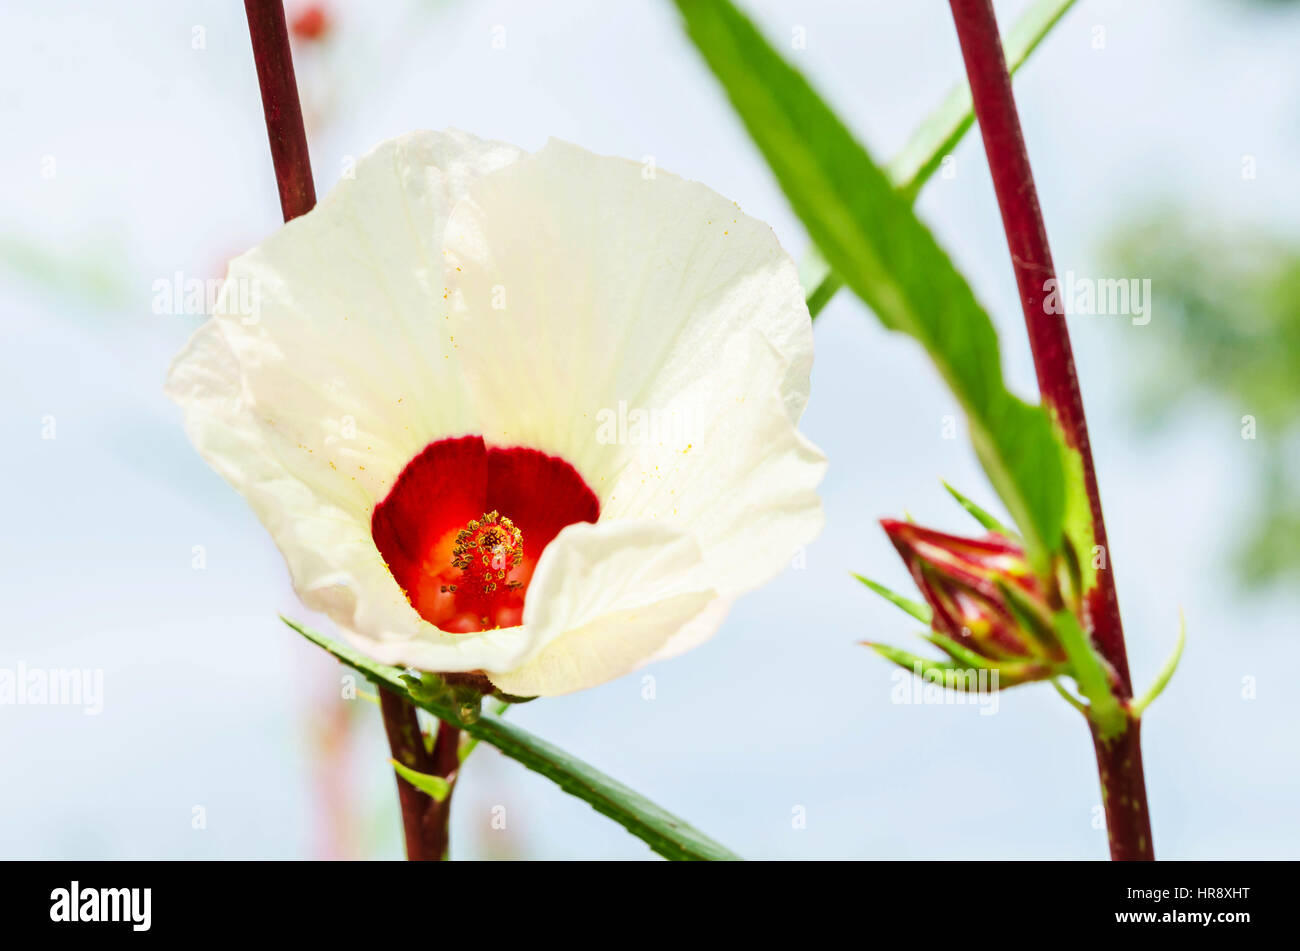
[921,631,998,669]
[459,700,511,764]
[993,577,1058,658]
[1132,610,1187,718]
[401,671,484,726]
[864,642,984,692]
[1050,677,1088,715]
[853,573,933,624]
[942,481,1015,536]
[865,639,1051,690]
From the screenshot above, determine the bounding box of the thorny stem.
[947,0,1153,860]
[244,0,459,860]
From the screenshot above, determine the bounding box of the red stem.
[1091,719,1154,861]
[244,0,316,221]
[243,0,459,860]
[378,689,460,861]
[947,0,1128,692]
[947,0,1152,859]
[425,709,462,858]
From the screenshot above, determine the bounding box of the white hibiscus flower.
[167,129,826,697]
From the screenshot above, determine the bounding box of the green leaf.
[803,0,1079,316]
[391,759,451,802]
[853,573,932,625]
[942,481,1015,536]
[284,617,741,861]
[674,0,1066,569]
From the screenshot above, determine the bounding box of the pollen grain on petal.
[448,509,525,595]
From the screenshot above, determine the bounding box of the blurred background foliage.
[1104,211,1300,588]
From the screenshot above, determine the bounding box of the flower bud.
[880,519,1064,667]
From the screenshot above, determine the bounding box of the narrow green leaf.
[391,759,451,802]
[853,573,932,625]
[1052,610,1126,738]
[803,0,1079,315]
[889,0,1077,199]
[284,617,741,861]
[942,481,1014,536]
[675,0,1066,568]
[1131,610,1186,718]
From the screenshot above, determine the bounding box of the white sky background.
[1,0,1297,858]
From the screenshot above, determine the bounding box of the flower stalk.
[378,690,459,861]
[243,0,457,860]
[244,0,316,221]
[947,0,1153,859]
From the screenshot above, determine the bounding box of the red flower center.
[371,436,599,633]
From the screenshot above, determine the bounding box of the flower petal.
[219,129,522,496]
[602,329,826,596]
[443,138,825,627]
[442,138,816,484]
[167,131,540,673]
[488,520,717,696]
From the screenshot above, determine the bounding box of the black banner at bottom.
[0,859,1283,937]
